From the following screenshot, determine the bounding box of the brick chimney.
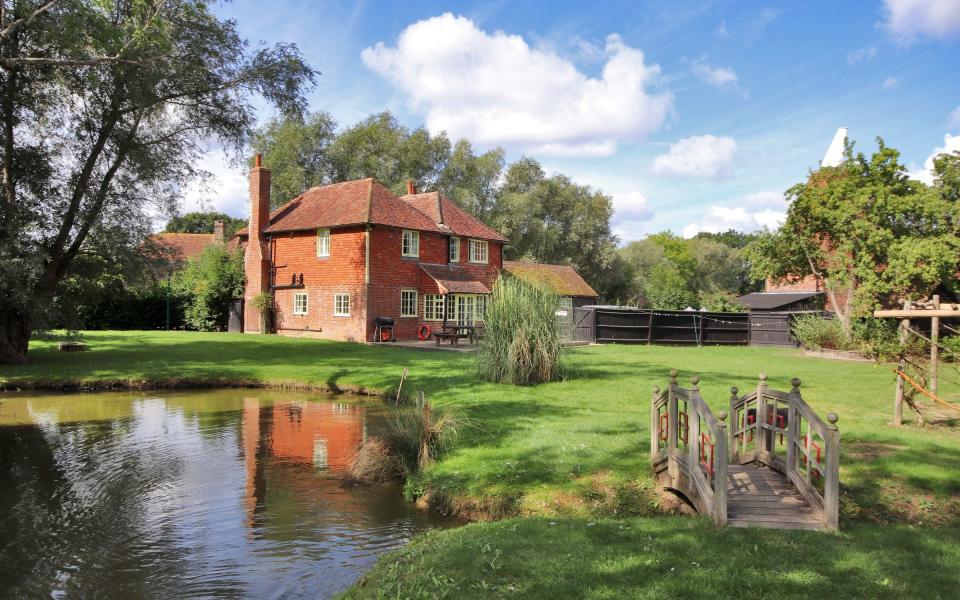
[406,180,416,195]
[213,220,225,242]
[244,153,272,333]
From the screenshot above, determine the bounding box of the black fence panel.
[589,307,800,347]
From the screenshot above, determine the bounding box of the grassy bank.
[344,516,960,599]
[2,330,958,526]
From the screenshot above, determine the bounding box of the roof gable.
[503,261,598,297]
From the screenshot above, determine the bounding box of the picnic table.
[433,325,475,346]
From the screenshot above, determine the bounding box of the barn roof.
[737,292,823,310]
[503,261,598,298]
[148,233,217,261]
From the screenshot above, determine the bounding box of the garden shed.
[737,292,825,347]
[503,261,598,341]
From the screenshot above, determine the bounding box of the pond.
[0,389,462,598]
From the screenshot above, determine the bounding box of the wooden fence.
[584,307,809,347]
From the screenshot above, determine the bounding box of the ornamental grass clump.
[347,395,461,484]
[476,276,566,385]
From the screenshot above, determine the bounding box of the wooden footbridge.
[651,371,840,531]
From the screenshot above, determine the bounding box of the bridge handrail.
[730,375,840,531]
[651,370,727,526]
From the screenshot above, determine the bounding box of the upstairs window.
[316,228,330,257]
[402,229,419,257]
[401,289,418,317]
[449,236,460,262]
[293,292,308,315]
[469,239,488,264]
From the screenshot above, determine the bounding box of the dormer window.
[402,229,419,257]
[449,236,460,262]
[316,228,330,257]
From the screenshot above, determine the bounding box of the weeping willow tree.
[476,275,565,385]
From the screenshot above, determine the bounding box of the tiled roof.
[236,179,506,241]
[400,192,508,242]
[148,233,216,261]
[419,263,492,294]
[737,292,823,310]
[503,261,598,298]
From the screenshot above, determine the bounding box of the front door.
[456,295,475,326]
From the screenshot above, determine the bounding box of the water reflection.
[0,390,459,598]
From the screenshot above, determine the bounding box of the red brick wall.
[250,222,505,342]
[271,226,369,341]
[243,165,272,332]
[366,227,503,340]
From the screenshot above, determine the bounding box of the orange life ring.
[417,324,431,341]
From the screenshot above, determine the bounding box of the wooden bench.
[434,331,468,346]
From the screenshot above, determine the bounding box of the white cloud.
[361,14,672,156]
[682,191,787,238]
[910,133,960,184]
[882,0,960,43]
[692,57,738,87]
[652,135,737,178]
[846,45,878,65]
[179,150,249,219]
[949,105,960,130]
[882,76,899,90]
[611,191,654,221]
[715,20,728,37]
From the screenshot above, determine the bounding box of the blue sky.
[186,0,960,242]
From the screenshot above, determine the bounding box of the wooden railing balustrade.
[653,371,841,531]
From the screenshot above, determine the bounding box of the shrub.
[791,314,854,351]
[476,276,565,385]
[175,244,245,331]
[698,290,746,312]
[348,397,461,484]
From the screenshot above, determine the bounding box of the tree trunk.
[0,307,31,364]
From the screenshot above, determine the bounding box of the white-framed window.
[293,292,308,315]
[401,289,418,317]
[402,229,419,257]
[469,239,488,264]
[449,236,460,262]
[423,294,445,320]
[316,228,330,257]
[334,293,350,316]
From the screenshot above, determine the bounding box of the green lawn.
[3,331,959,598]
[345,517,960,599]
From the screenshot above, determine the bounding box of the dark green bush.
[791,314,854,351]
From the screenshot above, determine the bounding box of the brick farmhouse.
[236,155,513,341]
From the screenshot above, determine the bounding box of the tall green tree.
[492,160,620,296]
[745,140,959,334]
[0,0,315,363]
[250,111,336,206]
[165,211,245,235]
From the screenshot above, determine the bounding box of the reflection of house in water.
[269,401,365,471]
[241,398,367,523]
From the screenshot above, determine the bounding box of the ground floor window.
[444,293,488,325]
[401,289,418,317]
[423,294,445,320]
[293,292,308,315]
[334,293,350,316]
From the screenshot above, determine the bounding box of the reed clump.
[476,275,565,385]
[348,395,460,484]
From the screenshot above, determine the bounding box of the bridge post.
[786,378,801,481]
[667,370,680,484]
[824,413,841,531]
[756,373,769,458]
[687,377,701,497]
[715,410,728,526]
[728,387,739,462]
[650,385,660,465]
